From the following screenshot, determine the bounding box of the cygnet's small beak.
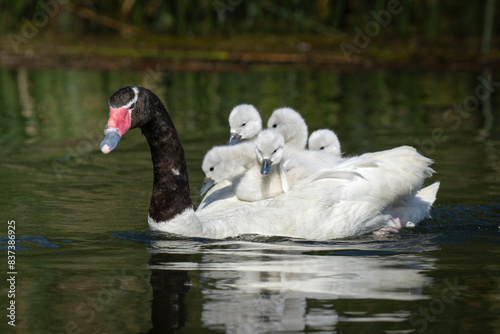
[260,159,272,175]
[226,133,242,146]
[200,177,215,195]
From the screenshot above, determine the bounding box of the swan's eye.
[273,149,277,154]
[209,167,214,171]
[241,123,246,127]
[320,147,325,150]
[272,124,277,128]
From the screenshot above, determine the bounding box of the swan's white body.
[152,147,440,239]
[150,184,397,240]
[102,86,440,241]
[152,151,438,239]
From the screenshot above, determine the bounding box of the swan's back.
[340,146,434,209]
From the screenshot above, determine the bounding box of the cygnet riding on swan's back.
[231,129,288,201]
[202,130,292,202]
[201,129,360,202]
[200,142,255,195]
[227,104,262,145]
[256,129,362,193]
[308,129,342,158]
[197,142,256,212]
[267,107,308,150]
[100,86,439,240]
[268,107,341,167]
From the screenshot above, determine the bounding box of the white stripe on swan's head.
[108,86,139,110]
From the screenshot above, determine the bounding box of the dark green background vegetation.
[0,0,498,69]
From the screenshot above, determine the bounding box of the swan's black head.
[101,86,154,154]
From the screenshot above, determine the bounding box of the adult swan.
[100,86,439,240]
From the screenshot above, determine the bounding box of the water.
[1,67,500,333]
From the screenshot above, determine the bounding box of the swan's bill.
[226,133,242,146]
[100,128,121,154]
[200,177,215,195]
[101,106,132,154]
[106,107,131,137]
[260,159,272,175]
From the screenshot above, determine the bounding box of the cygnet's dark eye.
[210,167,214,171]
[320,147,325,150]
[241,122,246,127]
[273,149,277,154]
[272,124,277,128]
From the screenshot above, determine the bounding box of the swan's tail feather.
[383,181,440,227]
[349,146,436,209]
[416,181,440,206]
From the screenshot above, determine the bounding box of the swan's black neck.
[139,92,193,222]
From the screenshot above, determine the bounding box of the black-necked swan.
[226,104,262,145]
[308,129,342,157]
[100,86,439,240]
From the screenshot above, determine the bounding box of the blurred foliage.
[0,0,496,40]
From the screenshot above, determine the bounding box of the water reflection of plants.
[0,68,497,151]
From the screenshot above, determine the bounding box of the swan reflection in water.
[146,236,436,333]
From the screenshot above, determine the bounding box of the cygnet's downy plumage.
[201,143,255,192]
[198,142,256,211]
[267,107,308,150]
[237,130,361,197]
[308,129,342,157]
[227,104,262,145]
[232,130,287,201]
[267,108,345,168]
[199,130,289,204]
